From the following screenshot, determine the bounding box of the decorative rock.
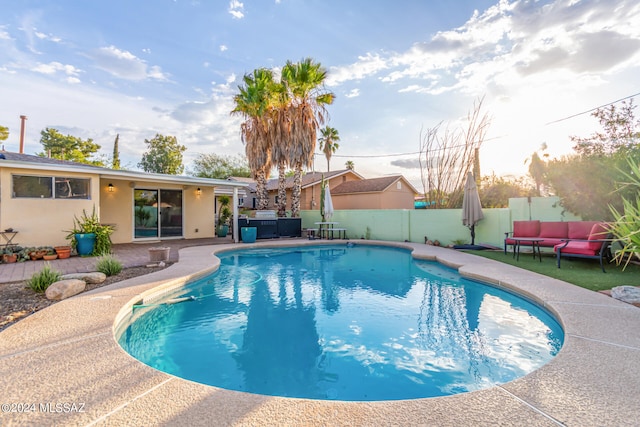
[46,279,86,300]
[610,286,640,307]
[61,272,107,284]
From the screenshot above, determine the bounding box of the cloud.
[228,0,245,19]
[390,158,421,169]
[328,0,640,99]
[89,45,170,81]
[326,53,388,86]
[32,61,82,79]
[0,26,11,40]
[34,30,61,43]
[169,75,241,151]
[344,88,360,98]
[220,44,228,52]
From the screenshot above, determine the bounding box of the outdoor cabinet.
[237,217,301,240]
[277,218,302,237]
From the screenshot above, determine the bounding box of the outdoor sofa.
[504,220,613,272]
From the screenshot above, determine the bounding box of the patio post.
[233,187,239,243]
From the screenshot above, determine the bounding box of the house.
[230,169,364,211]
[0,151,248,246]
[331,175,419,210]
[231,170,418,212]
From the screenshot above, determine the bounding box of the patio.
[1,240,639,426]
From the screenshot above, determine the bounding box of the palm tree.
[268,81,292,217]
[526,143,548,196]
[345,160,355,170]
[231,68,274,210]
[281,58,335,217]
[318,126,340,171]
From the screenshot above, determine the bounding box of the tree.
[545,155,626,220]
[281,58,334,217]
[138,134,186,174]
[191,153,251,179]
[478,173,528,208]
[231,68,274,210]
[318,126,340,171]
[545,98,640,220]
[38,128,103,165]
[525,143,548,196]
[112,134,121,170]
[418,97,491,208]
[571,99,640,156]
[268,77,293,217]
[345,160,354,170]
[0,125,8,142]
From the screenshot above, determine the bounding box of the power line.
[545,91,640,125]
[318,135,505,158]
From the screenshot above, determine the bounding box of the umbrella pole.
[470,225,476,245]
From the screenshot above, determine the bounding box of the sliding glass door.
[134,189,183,239]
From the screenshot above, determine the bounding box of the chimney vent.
[19,115,28,154]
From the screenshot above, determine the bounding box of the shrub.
[608,158,640,270]
[26,263,62,293]
[95,254,123,276]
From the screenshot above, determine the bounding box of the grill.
[254,210,277,219]
[239,210,278,239]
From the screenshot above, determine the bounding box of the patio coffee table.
[511,237,544,262]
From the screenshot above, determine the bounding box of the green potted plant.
[43,246,58,261]
[2,247,18,263]
[217,195,232,238]
[65,206,115,256]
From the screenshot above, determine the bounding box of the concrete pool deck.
[1,240,639,426]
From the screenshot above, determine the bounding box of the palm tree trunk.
[277,161,287,217]
[255,168,270,210]
[291,162,303,217]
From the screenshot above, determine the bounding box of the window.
[55,177,90,199]
[12,175,91,199]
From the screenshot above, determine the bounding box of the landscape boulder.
[46,279,86,301]
[610,286,640,307]
[61,272,107,284]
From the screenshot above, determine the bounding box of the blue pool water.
[117,244,564,401]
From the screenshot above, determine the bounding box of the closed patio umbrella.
[462,171,484,245]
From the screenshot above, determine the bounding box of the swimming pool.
[117,244,563,401]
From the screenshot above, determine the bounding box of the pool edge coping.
[1,240,639,426]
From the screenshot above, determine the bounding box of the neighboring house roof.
[264,169,364,191]
[0,151,248,190]
[227,176,256,192]
[332,175,419,195]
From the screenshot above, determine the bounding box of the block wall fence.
[300,196,582,248]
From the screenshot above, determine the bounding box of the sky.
[1,0,639,190]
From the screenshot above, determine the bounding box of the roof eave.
[0,160,249,189]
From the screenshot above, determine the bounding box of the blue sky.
[2,0,639,189]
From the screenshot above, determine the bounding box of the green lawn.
[462,249,640,292]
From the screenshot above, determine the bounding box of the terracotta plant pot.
[43,254,58,261]
[55,246,72,259]
[2,254,18,263]
[29,251,46,260]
